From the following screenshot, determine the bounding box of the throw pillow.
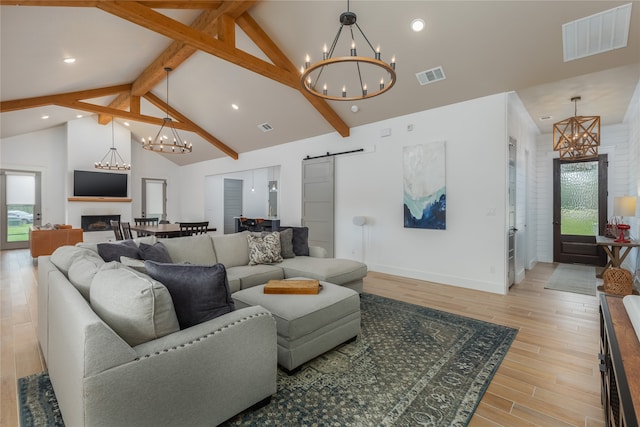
[68,253,105,300]
[90,266,180,347]
[248,232,283,265]
[279,226,310,256]
[139,241,172,263]
[265,228,294,259]
[144,261,235,330]
[97,240,140,263]
[50,246,99,276]
[120,256,147,273]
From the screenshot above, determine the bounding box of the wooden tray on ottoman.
[264,279,321,294]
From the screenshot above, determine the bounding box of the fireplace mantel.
[68,197,132,203]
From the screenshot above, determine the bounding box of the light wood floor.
[1,249,605,427]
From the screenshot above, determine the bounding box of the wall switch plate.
[380,128,391,138]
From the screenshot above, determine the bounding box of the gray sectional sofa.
[37,231,368,426]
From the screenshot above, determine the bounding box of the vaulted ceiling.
[1,1,639,166]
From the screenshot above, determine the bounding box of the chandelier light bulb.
[305,54,310,69]
[342,86,347,97]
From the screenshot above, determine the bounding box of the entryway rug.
[18,293,517,427]
[544,263,597,296]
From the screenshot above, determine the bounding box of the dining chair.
[121,221,133,240]
[110,220,123,241]
[179,221,209,237]
[134,217,159,237]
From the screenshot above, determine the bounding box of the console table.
[596,236,639,276]
[599,293,640,426]
[234,217,280,233]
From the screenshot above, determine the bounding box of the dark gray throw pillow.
[97,240,140,263]
[139,242,172,263]
[144,261,235,329]
[279,226,309,256]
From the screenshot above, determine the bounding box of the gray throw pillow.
[248,232,283,265]
[139,242,172,263]
[97,240,140,263]
[144,261,235,330]
[279,226,309,256]
[263,228,294,259]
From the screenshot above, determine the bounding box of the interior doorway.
[1,169,42,250]
[224,179,243,234]
[553,155,607,265]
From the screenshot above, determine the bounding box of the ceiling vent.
[562,3,632,62]
[258,123,273,132]
[415,66,446,86]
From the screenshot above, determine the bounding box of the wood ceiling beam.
[144,92,238,159]
[99,1,255,124]
[57,100,195,131]
[96,1,299,90]
[235,12,350,138]
[0,1,224,9]
[0,84,131,113]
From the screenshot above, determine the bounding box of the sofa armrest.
[309,245,328,258]
[82,305,277,427]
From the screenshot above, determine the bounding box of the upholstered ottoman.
[232,280,361,372]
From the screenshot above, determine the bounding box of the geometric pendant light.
[552,96,600,160]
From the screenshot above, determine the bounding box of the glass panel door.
[1,169,41,250]
[553,156,607,265]
[141,178,166,221]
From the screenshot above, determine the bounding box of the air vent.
[415,66,446,86]
[562,3,632,62]
[539,115,553,121]
[258,123,273,132]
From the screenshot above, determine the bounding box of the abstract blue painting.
[403,142,446,229]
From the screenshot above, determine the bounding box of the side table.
[595,236,639,277]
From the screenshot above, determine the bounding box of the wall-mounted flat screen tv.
[73,170,128,198]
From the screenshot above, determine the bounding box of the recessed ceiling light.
[123,122,130,126]
[76,114,83,118]
[411,19,425,32]
[63,58,76,64]
[232,104,239,110]
[41,115,49,119]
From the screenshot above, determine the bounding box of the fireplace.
[81,215,121,232]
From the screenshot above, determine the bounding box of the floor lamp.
[613,196,637,243]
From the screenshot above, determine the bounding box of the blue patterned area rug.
[18,293,517,427]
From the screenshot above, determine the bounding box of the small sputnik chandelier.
[141,67,193,154]
[300,0,397,101]
[552,96,600,160]
[95,120,131,170]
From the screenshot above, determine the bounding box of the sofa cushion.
[120,256,147,273]
[144,261,235,329]
[279,227,309,256]
[67,252,105,300]
[90,265,180,347]
[267,228,294,259]
[139,242,172,263]
[50,245,99,276]
[226,265,285,291]
[158,235,216,265]
[97,240,141,263]
[279,257,368,285]
[211,231,250,268]
[248,232,283,265]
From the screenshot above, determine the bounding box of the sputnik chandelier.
[141,67,193,154]
[95,120,131,170]
[552,96,600,160]
[300,0,396,101]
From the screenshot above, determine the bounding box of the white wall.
[623,80,640,282]
[177,93,512,294]
[0,125,68,224]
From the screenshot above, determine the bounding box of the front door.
[1,169,42,250]
[553,155,607,265]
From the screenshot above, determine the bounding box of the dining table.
[129,223,217,238]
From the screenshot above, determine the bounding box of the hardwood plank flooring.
[0,249,605,426]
